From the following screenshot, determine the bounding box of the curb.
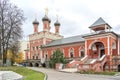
[44,73,48,80]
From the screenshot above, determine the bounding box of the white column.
[118,38,120,55]
[85,40,87,56]
[105,25,107,32]
[43,37,46,45]
[107,36,110,55]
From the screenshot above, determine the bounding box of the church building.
[28,10,120,72]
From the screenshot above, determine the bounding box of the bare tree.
[0,0,25,65]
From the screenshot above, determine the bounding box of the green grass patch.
[0,66,44,80]
[79,70,118,75]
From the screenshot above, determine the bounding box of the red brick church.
[28,10,120,72]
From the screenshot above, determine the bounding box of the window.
[69,48,74,58]
[36,56,38,59]
[36,46,38,50]
[112,42,116,49]
[33,47,35,50]
[33,56,34,59]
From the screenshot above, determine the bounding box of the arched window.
[69,48,74,58]
[112,42,116,49]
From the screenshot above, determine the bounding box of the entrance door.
[100,49,105,58]
[118,65,120,72]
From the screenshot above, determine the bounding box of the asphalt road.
[28,67,120,80]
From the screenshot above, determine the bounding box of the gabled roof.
[89,17,111,28]
[45,35,85,47]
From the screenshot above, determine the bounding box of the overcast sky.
[10,0,120,39]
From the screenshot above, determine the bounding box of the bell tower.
[42,8,51,32]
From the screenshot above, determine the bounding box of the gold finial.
[45,7,48,16]
[56,14,58,20]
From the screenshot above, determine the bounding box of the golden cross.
[45,8,48,16]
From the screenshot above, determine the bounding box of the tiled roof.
[89,17,110,28]
[46,35,85,47]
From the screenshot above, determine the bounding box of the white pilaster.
[118,38,120,55]
[105,25,107,32]
[85,40,87,56]
[43,37,46,45]
[108,36,110,55]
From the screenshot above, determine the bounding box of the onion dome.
[42,15,51,23]
[54,20,60,26]
[33,19,39,25]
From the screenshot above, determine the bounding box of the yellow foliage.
[7,50,13,59]
[15,52,24,63]
[7,50,24,64]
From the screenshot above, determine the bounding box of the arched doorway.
[29,63,33,67]
[35,63,39,67]
[118,65,120,72]
[90,42,105,58]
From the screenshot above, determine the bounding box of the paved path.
[0,71,23,80]
[28,67,120,80]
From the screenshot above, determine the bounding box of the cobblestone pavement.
[28,67,120,80]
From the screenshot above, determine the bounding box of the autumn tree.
[0,0,25,65]
[15,52,24,63]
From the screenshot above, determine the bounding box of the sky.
[10,0,120,39]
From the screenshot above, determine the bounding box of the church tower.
[42,8,51,32]
[33,18,39,33]
[54,15,60,35]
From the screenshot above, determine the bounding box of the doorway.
[100,49,105,58]
[118,65,120,72]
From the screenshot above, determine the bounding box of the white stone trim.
[85,40,87,56]
[43,37,46,45]
[108,36,110,55]
[85,33,117,40]
[118,38,120,55]
[69,48,74,58]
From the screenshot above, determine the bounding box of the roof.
[33,19,39,24]
[45,35,85,47]
[45,31,119,47]
[89,17,111,28]
[42,15,51,23]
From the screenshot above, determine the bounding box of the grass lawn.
[0,66,44,80]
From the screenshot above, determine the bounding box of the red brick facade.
[28,16,120,71]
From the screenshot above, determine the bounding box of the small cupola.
[33,18,39,25]
[89,17,112,32]
[54,20,60,26]
[42,8,51,23]
[54,15,60,35]
[42,15,51,23]
[33,18,39,33]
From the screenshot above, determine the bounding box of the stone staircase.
[84,59,95,64]
[78,55,107,72]
[64,55,107,72]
